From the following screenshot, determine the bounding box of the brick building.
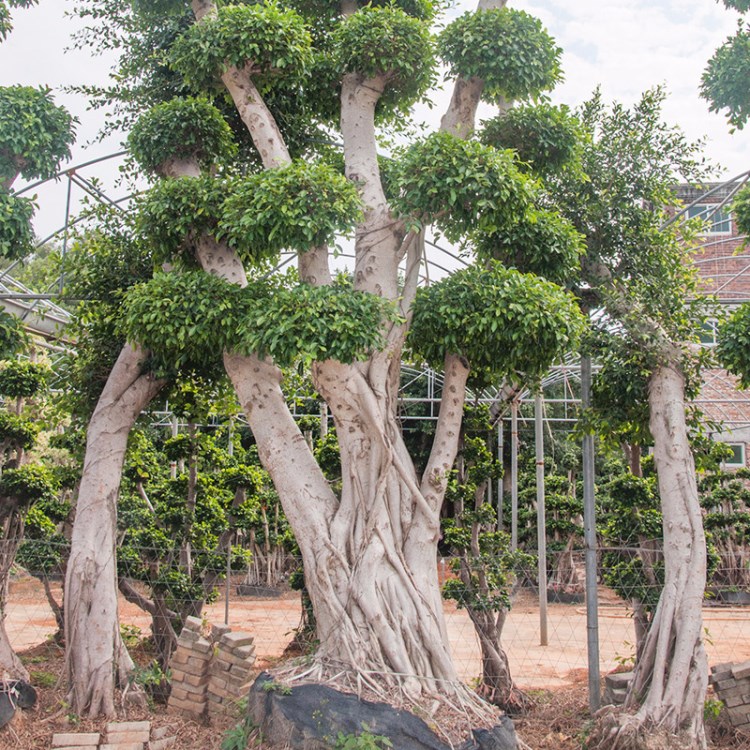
[676,182,750,468]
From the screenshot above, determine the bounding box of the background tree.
[702,0,750,130]
[441,404,535,714]
[0,330,58,679]
[548,88,715,750]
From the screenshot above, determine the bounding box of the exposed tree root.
[587,706,706,750]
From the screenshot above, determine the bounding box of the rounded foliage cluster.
[0,86,74,182]
[732,184,750,237]
[333,5,435,110]
[235,279,392,366]
[718,303,750,387]
[474,207,584,285]
[390,132,534,242]
[0,360,48,398]
[438,8,562,102]
[128,97,237,174]
[123,271,391,370]
[137,176,226,262]
[170,3,312,94]
[408,262,584,388]
[0,190,35,260]
[701,27,750,130]
[0,410,37,451]
[219,161,362,260]
[0,464,58,506]
[122,271,240,374]
[0,309,27,358]
[481,104,581,175]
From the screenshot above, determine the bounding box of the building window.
[723,443,746,468]
[699,319,719,346]
[687,204,733,235]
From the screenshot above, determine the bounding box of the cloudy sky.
[0,0,748,239]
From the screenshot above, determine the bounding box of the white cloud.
[0,0,748,240]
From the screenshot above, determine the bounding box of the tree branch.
[420,353,470,514]
[439,0,508,138]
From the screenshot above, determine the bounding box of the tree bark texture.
[592,361,708,750]
[64,344,165,717]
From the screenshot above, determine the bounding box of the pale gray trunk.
[64,344,165,717]
[593,360,708,749]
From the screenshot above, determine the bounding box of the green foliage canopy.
[128,97,237,174]
[702,21,750,130]
[391,132,534,242]
[170,3,313,94]
[438,8,562,103]
[409,262,584,389]
[333,5,435,110]
[0,191,35,260]
[473,206,584,285]
[0,86,75,183]
[122,272,393,371]
[219,161,362,259]
[481,103,582,175]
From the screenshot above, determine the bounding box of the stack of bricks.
[710,660,750,733]
[167,617,256,721]
[206,629,257,717]
[100,721,151,749]
[167,616,212,719]
[51,721,176,749]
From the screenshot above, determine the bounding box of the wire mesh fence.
[5,544,750,691]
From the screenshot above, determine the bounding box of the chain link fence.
[5,544,750,690]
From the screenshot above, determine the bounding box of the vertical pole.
[59,174,73,295]
[497,420,503,531]
[511,400,519,551]
[581,355,601,711]
[320,401,328,437]
[225,543,232,625]
[227,417,234,457]
[170,414,178,480]
[535,391,548,647]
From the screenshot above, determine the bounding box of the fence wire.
[4,543,750,690]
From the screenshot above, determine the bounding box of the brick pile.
[167,617,256,720]
[51,721,176,749]
[207,630,256,717]
[167,616,212,719]
[710,659,750,734]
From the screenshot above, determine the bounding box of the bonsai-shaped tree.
[0,327,59,679]
[65,0,586,720]
[441,404,535,713]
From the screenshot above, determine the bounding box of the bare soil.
[2,575,749,749]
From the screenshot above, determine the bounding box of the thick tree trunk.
[64,344,165,718]
[592,361,708,750]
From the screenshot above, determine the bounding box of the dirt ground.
[3,576,750,749]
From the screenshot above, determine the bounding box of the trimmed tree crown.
[438,8,562,102]
[0,85,75,182]
[408,262,585,389]
[128,97,237,174]
[169,3,313,94]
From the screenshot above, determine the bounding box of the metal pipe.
[511,399,519,551]
[497,421,503,531]
[535,391,548,647]
[581,355,601,712]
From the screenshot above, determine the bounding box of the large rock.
[247,673,516,750]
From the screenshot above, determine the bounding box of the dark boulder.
[247,673,516,750]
